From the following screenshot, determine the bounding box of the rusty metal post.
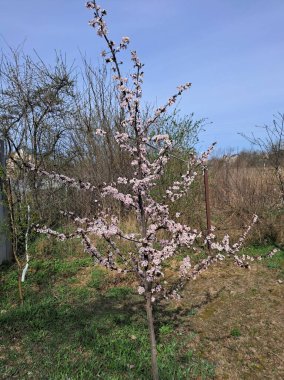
[203,166,211,250]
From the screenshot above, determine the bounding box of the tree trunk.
[145,293,159,380]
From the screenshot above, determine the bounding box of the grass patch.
[266,250,284,271]
[105,286,133,299]
[0,290,214,379]
[240,244,284,278]
[87,267,107,290]
[0,240,215,380]
[1,242,283,379]
[230,327,241,338]
[159,324,174,336]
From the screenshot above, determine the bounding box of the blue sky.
[1,0,284,152]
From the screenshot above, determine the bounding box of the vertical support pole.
[0,139,12,264]
[203,166,211,250]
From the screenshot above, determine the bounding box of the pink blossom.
[179,256,191,277]
[121,36,130,44]
[117,177,128,184]
[95,128,106,136]
[138,286,145,295]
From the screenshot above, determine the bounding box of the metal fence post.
[203,166,212,250]
[0,139,12,264]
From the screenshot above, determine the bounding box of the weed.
[159,325,174,335]
[230,328,241,338]
[188,308,197,316]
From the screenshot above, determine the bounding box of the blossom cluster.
[24,162,98,194]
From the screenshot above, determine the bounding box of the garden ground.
[0,242,283,379]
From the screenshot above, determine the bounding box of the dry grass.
[163,260,284,379]
[207,158,284,244]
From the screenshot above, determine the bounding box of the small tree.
[20,2,275,378]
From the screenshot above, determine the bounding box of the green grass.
[240,243,283,256]
[230,328,241,338]
[0,242,215,380]
[87,267,107,289]
[240,244,284,277]
[266,251,284,275]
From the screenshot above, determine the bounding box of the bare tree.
[0,48,75,258]
[241,113,284,204]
